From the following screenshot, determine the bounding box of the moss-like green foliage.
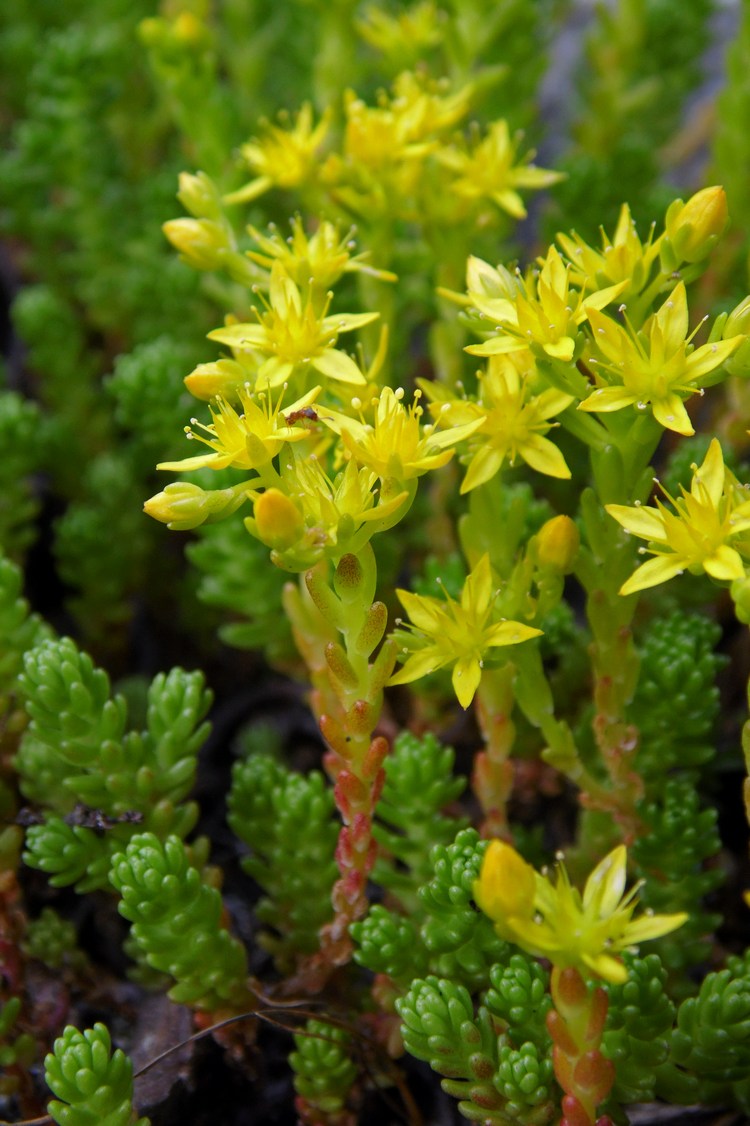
[0,551,52,702]
[494,1041,556,1126]
[632,777,722,977]
[398,976,557,1125]
[106,334,199,468]
[23,907,87,971]
[601,953,676,1107]
[0,391,44,558]
[53,452,159,644]
[18,638,210,889]
[110,832,250,1010]
[23,818,130,895]
[44,1023,149,1126]
[289,1019,357,1123]
[0,997,36,1096]
[398,977,504,1119]
[372,731,467,909]
[355,828,507,994]
[351,904,428,989]
[228,753,338,970]
[187,516,295,661]
[418,828,509,991]
[656,964,750,1108]
[633,611,725,778]
[485,954,552,1053]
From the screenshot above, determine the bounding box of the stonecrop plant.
[6,1,750,1124]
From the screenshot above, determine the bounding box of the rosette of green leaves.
[44,1023,149,1126]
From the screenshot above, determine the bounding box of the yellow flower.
[606,439,750,595]
[437,120,564,220]
[223,103,331,205]
[428,355,573,490]
[556,202,662,297]
[245,218,397,293]
[322,72,471,219]
[342,71,470,169]
[474,841,687,984]
[389,554,542,708]
[355,1,445,65]
[156,385,322,473]
[208,262,377,388]
[466,246,626,363]
[580,282,744,435]
[325,386,481,484]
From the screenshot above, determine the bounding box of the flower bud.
[144,482,212,530]
[731,576,750,625]
[725,295,750,338]
[144,481,248,530]
[162,217,228,270]
[254,488,304,550]
[536,515,580,573]
[177,171,223,221]
[184,359,247,402]
[663,186,728,265]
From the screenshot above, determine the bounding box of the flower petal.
[619,554,686,595]
[388,648,445,686]
[651,395,694,436]
[579,386,637,413]
[605,503,666,541]
[312,348,367,385]
[522,434,571,479]
[484,621,543,647]
[452,655,482,708]
[704,544,745,581]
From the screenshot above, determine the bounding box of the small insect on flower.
[285,407,319,424]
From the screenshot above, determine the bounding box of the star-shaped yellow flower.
[325,386,481,484]
[388,553,542,708]
[437,120,563,220]
[428,354,573,490]
[556,202,662,298]
[156,385,321,473]
[208,262,377,389]
[474,841,686,984]
[606,438,750,595]
[466,246,626,363]
[223,103,331,205]
[580,282,744,435]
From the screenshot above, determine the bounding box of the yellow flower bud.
[183,359,247,402]
[725,295,750,338]
[254,489,304,550]
[536,515,580,573]
[144,482,211,530]
[173,11,207,44]
[177,171,222,221]
[473,840,536,922]
[162,218,228,270]
[664,186,728,264]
